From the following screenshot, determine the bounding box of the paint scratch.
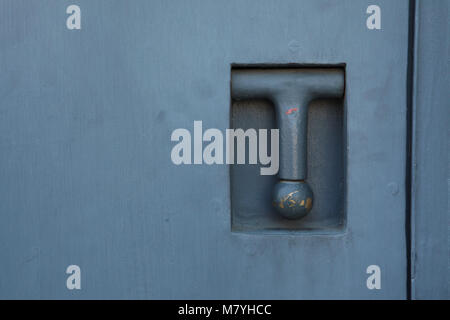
[285,107,298,115]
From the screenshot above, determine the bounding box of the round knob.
[272,180,313,219]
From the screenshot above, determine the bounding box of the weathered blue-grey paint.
[232,98,345,232]
[411,0,450,300]
[231,67,345,219]
[0,0,410,299]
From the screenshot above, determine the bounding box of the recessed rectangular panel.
[230,67,345,233]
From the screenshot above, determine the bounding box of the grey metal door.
[0,0,415,299]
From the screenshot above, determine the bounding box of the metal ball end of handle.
[272,180,313,220]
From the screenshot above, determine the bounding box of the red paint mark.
[285,107,298,115]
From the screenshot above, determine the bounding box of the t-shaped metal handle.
[232,68,345,219]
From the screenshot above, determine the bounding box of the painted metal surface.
[272,180,314,219]
[411,0,450,300]
[231,68,344,219]
[0,0,410,299]
[231,98,345,232]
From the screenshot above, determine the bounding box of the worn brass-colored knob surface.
[272,180,313,220]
